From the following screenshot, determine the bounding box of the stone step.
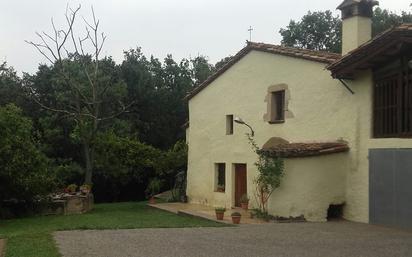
[177,209,232,225]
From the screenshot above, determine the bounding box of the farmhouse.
[185,0,412,229]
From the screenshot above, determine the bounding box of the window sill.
[214,190,226,193]
[269,120,285,124]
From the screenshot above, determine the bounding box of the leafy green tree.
[190,56,214,85]
[92,130,162,202]
[0,63,24,107]
[214,56,233,70]
[279,8,412,53]
[26,6,133,184]
[0,104,55,205]
[121,50,193,149]
[372,7,412,35]
[279,11,342,53]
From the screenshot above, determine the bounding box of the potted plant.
[240,194,249,210]
[146,178,162,204]
[216,184,225,192]
[80,184,92,194]
[66,184,77,194]
[215,207,226,220]
[231,212,242,224]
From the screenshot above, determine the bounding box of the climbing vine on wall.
[247,133,285,214]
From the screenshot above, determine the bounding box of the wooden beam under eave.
[332,40,401,77]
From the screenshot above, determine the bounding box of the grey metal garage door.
[369,149,412,229]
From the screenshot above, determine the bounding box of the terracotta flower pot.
[215,211,225,220]
[149,197,156,204]
[232,215,241,224]
[241,202,249,210]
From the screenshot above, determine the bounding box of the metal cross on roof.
[248,26,253,42]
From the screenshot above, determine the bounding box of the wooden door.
[235,164,247,207]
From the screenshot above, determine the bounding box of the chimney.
[337,0,379,55]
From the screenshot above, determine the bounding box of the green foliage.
[190,56,214,85]
[121,49,193,149]
[3,43,201,204]
[156,140,188,180]
[66,184,77,193]
[279,8,412,53]
[214,56,233,70]
[372,7,412,36]
[251,208,272,221]
[92,131,162,202]
[279,10,342,53]
[240,194,250,203]
[247,134,284,214]
[0,104,55,208]
[0,63,24,107]
[146,178,163,197]
[215,207,226,212]
[231,212,241,217]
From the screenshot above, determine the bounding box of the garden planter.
[231,212,242,224]
[149,197,156,204]
[215,211,225,220]
[231,215,241,224]
[241,202,249,210]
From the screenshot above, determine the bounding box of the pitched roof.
[259,141,350,158]
[327,24,412,78]
[185,42,341,100]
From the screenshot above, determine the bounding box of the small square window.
[215,163,226,192]
[270,91,285,123]
[226,115,234,135]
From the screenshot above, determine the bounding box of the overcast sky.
[0,0,409,74]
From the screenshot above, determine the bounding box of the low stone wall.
[46,194,94,215]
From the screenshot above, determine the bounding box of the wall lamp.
[234,117,255,137]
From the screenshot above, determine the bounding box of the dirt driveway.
[54,222,412,257]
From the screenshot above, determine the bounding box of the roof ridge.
[247,41,342,57]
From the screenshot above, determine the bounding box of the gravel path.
[54,222,412,257]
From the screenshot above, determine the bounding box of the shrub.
[247,133,285,214]
[240,194,249,203]
[215,207,226,212]
[145,178,162,197]
[231,212,241,217]
[0,104,56,217]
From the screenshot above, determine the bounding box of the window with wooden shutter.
[373,56,412,138]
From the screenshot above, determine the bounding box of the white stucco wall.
[268,154,348,222]
[342,71,412,223]
[186,50,360,222]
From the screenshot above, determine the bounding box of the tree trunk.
[83,142,94,185]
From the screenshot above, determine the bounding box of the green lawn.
[0,202,225,257]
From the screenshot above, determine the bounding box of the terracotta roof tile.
[186,42,341,100]
[327,23,412,78]
[260,141,350,158]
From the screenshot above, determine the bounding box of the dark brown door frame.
[234,164,247,207]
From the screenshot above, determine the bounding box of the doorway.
[234,164,247,207]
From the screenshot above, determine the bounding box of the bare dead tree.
[26,5,134,184]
